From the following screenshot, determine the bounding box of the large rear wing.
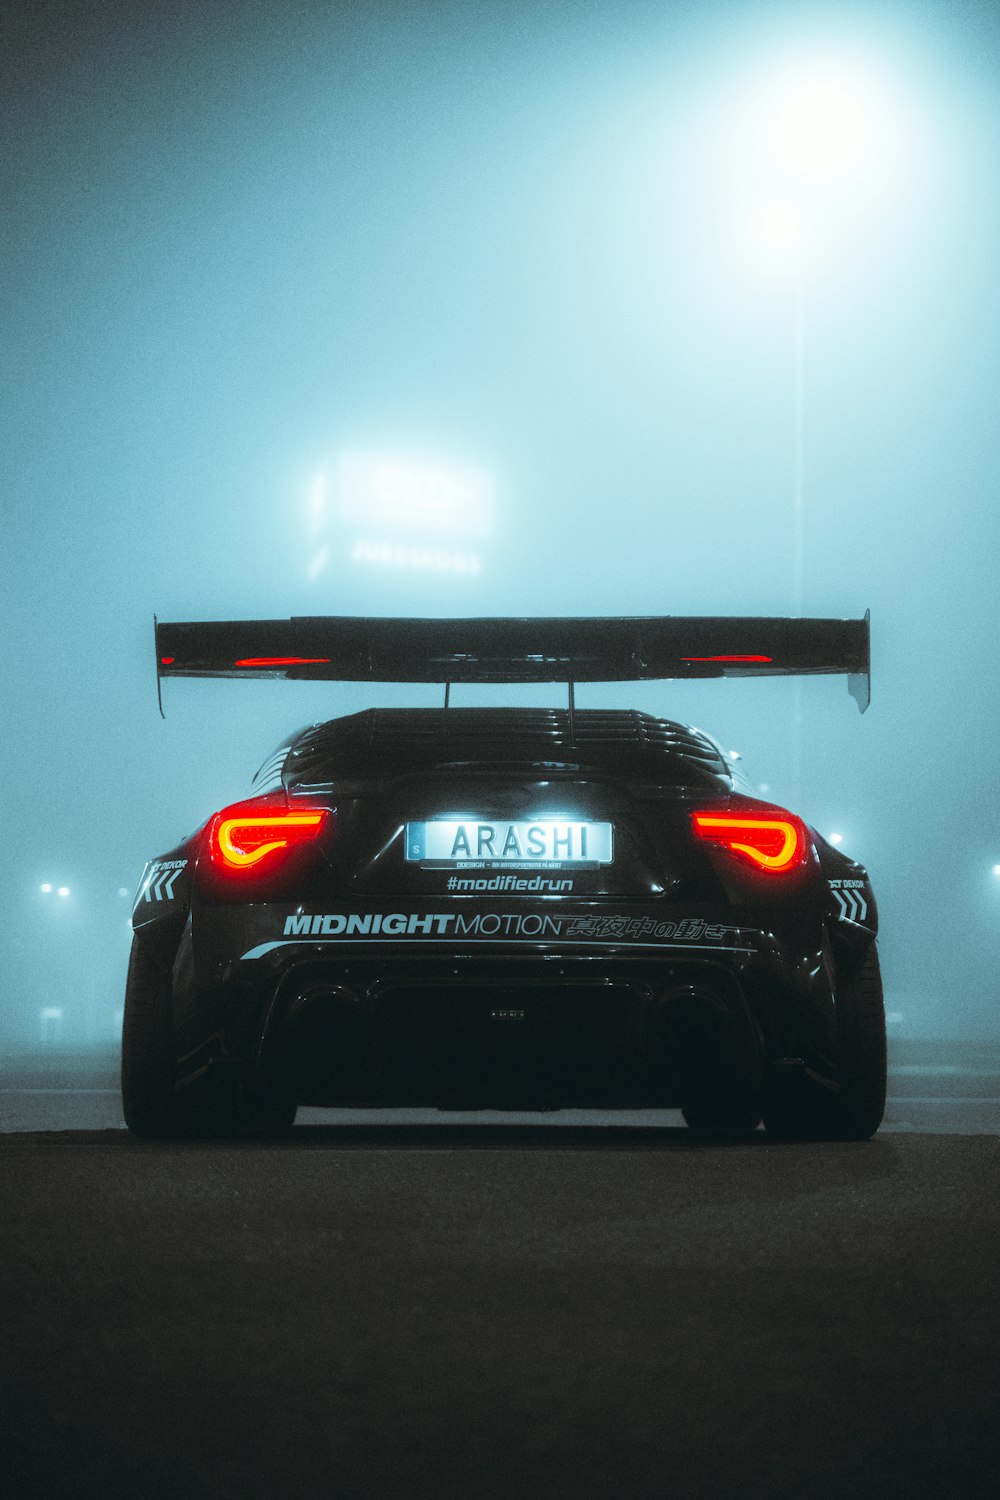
[155,612,870,713]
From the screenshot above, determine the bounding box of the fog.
[3,0,998,1050]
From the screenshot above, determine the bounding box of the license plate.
[405,819,613,866]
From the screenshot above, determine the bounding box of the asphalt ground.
[2,1041,999,1499]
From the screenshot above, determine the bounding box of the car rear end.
[176,707,840,1118]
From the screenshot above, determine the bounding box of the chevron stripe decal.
[830,880,868,923]
[141,860,188,904]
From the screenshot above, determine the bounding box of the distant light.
[57,886,70,897]
[770,77,873,178]
[752,201,807,257]
[118,887,130,897]
[993,864,1000,878]
[40,883,52,893]
[39,1004,64,1044]
[758,783,770,794]
[829,833,844,846]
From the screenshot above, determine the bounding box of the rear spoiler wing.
[155,612,870,714]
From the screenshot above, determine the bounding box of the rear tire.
[827,943,887,1140]
[121,929,185,1138]
[763,944,886,1142]
[241,1091,298,1132]
[121,928,240,1139]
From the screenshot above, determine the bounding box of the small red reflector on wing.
[160,657,174,665]
[681,654,773,663]
[691,810,806,872]
[234,656,332,668]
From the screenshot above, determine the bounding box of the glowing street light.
[746,63,884,798]
[769,76,875,179]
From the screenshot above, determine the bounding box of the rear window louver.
[283,708,730,789]
[251,745,290,791]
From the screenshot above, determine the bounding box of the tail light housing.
[691,805,808,874]
[199,791,333,896]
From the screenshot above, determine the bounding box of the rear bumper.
[173,899,839,1108]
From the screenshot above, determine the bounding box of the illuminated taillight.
[691,809,807,873]
[207,796,329,873]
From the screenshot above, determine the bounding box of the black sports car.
[123,613,884,1140]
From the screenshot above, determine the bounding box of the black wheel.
[121,928,186,1138]
[763,944,886,1142]
[121,928,240,1139]
[241,1091,298,1132]
[826,943,887,1140]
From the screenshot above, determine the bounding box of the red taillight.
[206,795,330,873]
[691,809,807,873]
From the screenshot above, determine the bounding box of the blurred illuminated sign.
[351,539,482,575]
[328,447,497,576]
[337,452,494,542]
[304,451,495,581]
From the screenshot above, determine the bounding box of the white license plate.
[405,819,613,866]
